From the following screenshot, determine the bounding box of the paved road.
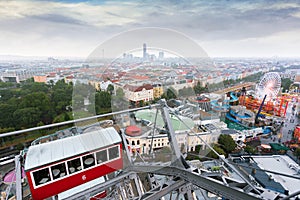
[260,99,299,163]
[279,101,299,143]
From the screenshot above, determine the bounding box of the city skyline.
[1,0,300,58]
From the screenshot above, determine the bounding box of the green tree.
[52,88,72,114]
[49,80,55,88]
[112,88,128,112]
[21,82,49,94]
[0,79,75,131]
[19,92,54,124]
[281,78,293,92]
[0,90,15,102]
[242,72,262,82]
[0,104,17,128]
[244,145,257,154]
[116,88,125,99]
[95,91,112,114]
[0,81,14,88]
[73,82,93,97]
[13,107,41,129]
[193,81,206,94]
[139,100,145,107]
[107,84,114,95]
[162,88,177,100]
[72,94,84,111]
[207,144,226,159]
[218,134,237,154]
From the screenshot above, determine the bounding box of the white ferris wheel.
[256,72,281,100]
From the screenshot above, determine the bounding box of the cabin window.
[83,154,95,169]
[67,158,82,174]
[33,168,50,186]
[108,146,119,160]
[96,149,108,164]
[51,163,67,180]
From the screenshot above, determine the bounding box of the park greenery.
[0,79,73,133]
[206,144,227,159]
[281,78,293,93]
[218,134,237,154]
[207,134,237,158]
[187,134,237,160]
[0,79,115,135]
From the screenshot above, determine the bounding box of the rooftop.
[252,155,300,197]
[235,155,300,197]
[135,110,195,132]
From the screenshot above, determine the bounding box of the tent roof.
[269,143,289,151]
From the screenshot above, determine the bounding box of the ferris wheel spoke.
[256,72,281,100]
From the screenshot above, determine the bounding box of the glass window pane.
[96,150,107,164]
[108,146,119,160]
[51,163,67,180]
[83,154,95,169]
[33,168,50,186]
[67,158,82,174]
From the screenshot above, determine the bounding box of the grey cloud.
[105,11,123,18]
[30,13,87,26]
[1,0,300,57]
[130,0,300,41]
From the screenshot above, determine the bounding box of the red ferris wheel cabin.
[24,127,123,200]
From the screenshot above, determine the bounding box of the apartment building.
[123,84,154,103]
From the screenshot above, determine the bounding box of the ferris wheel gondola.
[24,127,123,200]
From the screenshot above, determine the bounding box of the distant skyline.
[1,0,300,58]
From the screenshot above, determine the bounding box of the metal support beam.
[141,179,188,200]
[180,184,194,200]
[128,165,263,200]
[159,100,181,161]
[158,100,190,169]
[121,129,133,165]
[15,155,22,200]
[66,172,135,200]
[131,174,143,197]
[255,94,267,123]
[123,178,134,199]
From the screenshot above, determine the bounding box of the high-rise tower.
[143,43,147,60]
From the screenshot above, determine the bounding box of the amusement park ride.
[1,99,298,200]
[240,72,288,119]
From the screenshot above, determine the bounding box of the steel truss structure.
[8,100,297,200]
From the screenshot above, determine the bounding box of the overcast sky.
[1,0,300,58]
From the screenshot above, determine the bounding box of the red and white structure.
[24,127,123,200]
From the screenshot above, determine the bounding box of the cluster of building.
[122,101,272,156]
[2,47,300,106]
